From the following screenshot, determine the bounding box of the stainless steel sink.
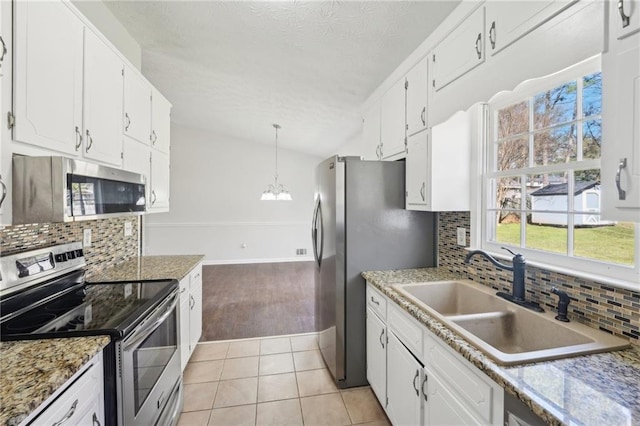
[392,280,630,365]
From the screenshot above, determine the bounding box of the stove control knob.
[75,249,84,257]
[55,253,68,263]
[66,251,77,259]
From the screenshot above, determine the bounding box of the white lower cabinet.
[179,262,203,370]
[386,331,422,426]
[27,352,104,426]
[424,368,477,425]
[366,282,505,426]
[366,306,387,404]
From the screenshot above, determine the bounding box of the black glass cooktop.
[0,271,178,341]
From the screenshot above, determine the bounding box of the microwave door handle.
[123,292,179,350]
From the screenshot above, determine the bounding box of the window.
[482,58,638,284]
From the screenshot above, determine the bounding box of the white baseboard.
[203,256,314,265]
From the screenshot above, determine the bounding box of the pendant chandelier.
[260,124,292,201]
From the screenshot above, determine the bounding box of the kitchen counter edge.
[362,267,640,426]
[87,255,205,283]
[0,336,110,426]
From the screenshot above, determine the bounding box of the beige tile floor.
[178,333,391,426]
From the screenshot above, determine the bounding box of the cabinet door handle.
[190,294,195,309]
[86,129,93,152]
[616,157,627,200]
[379,328,385,349]
[0,35,6,63]
[92,413,101,426]
[75,126,83,151]
[489,21,496,49]
[151,130,157,145]
[420,182,425,202]
[151,190,157,206]
[420,107,426,126]
[370,296,380,306]
[475,33,482,59]
[0,174,7,208]
[618,0,631,28]
[412,370,420,396]
[125,112,131,131]
[422,374,428,401]
[52,399,78,426]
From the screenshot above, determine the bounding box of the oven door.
[117,290,182,426]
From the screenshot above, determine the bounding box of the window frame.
[477,56,640,289]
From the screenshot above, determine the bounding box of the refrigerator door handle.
[312,198,323,268]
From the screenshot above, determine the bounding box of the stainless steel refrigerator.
[311,156,437,388]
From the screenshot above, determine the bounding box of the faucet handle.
[501,247,517,256]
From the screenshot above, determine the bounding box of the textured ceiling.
[104,1,459,157]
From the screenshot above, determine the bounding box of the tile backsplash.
[0,217,140,276]
[438,211,639,342]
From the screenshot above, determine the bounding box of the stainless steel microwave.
[12,156,146,224]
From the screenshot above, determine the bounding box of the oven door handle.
[123,291,179,351]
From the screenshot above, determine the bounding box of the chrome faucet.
[464,248,543,312]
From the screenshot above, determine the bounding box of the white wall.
[144,124,323,264]
[335,131,364,157]
[71,0,142,70]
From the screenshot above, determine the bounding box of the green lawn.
[496,222,635,265]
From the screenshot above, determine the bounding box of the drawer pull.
[52,399,78,426]
[370,296,380,306]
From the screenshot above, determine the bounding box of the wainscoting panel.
[143,221,314,264]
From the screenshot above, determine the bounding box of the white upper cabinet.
[151,88,171,155]
[613,0,640,40]
[83,30,123,166]
[380,78,407,159]
[432,6,485,92]
[123,65,151,144]
[363,100,382,160]
[405,129,428,209]
[406,107,475,212]
[405,57,429,136]
[149,150,170,212]
[485,1,575,56]
[13,0,83,155]
[602,2,640,220]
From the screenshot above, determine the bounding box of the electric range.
[0,242,183,426]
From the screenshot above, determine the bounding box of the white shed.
[530,182,615,226]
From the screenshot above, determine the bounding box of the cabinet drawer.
[32,354,103,425]
[423,331,495,424]
[388,303,423,360]
[366,283,387,320]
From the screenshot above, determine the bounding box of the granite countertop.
[87,255,204,282]
[0,337,110,426]
[362,268,640,426]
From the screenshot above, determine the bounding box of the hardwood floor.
[201,262,316,341]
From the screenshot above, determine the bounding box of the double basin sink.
[391,280,630,365]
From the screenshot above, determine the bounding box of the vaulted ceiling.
[104,1,459,157]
